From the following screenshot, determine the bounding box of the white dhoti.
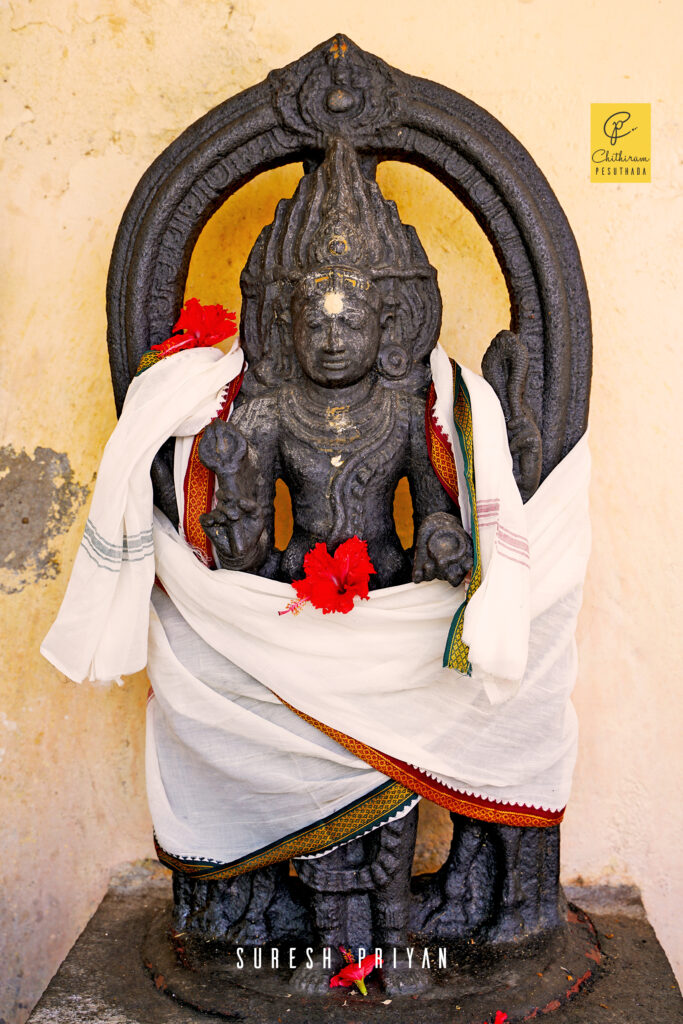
[42,342,590,876]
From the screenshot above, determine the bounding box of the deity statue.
[166,135,551,995]
[44,34,595,1019]
[198,136,474,993]
[199,137,473,592]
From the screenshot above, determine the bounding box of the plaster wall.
[1,1,680,1020]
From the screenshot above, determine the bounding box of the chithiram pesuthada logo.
[591,104,651,181]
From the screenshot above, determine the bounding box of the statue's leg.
[171,866,278,945]
[412,812,497,940]
[368,806,430,995]
[482,823,565,944]
[291,807,427,995]
[290,838,372,994]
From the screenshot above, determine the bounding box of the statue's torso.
[230,381,426,587]
[277,381,413,586]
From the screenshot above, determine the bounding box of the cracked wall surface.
[1,2,681,1022]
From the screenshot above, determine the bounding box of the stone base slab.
[27,866,683,1024]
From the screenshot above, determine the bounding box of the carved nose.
[323,319,345,351]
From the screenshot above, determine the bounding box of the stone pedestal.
[28,864,683,1024]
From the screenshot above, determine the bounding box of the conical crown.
[239,135,442,392]
[241,135,436,285]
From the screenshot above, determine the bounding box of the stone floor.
[27,865,683,1024]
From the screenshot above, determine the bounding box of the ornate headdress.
[240,136,441,389]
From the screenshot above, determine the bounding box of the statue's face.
[291,273,382,388]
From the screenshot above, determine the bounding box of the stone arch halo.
[107,32,591,517]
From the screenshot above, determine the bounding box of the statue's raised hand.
[412,512,473,588]
[482,330,542,501]
[198,420,270,571]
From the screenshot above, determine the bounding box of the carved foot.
[381,961,431,996]
[289,962,336,995]
[481,911,527,945]
[229,918,270,946]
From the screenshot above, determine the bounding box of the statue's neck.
[299,374,377,410]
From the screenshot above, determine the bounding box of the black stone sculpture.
[198,135,472,596]
[108,34,593,1018]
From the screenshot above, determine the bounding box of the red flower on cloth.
[488,1013,508,1024]
[151,298,237,357]
[330,947,381,995]
[292,537,376,614]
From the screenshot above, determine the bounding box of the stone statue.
[166,135,559,996]
[199,137,473,591]
[197,135,475,994]
[99,34,595,1019]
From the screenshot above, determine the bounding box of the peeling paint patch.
[0,446,88,593]
[0,711,18,731]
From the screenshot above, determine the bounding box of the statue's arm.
[481,331,542,502]
[407,396,473,588]
[197,396,279,572]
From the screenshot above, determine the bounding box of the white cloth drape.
[41,344,244,683]
[430,346,533,701]
[42,343,590,864]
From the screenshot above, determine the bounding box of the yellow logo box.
[590,104,651,182]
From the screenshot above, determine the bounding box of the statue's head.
[290,269,384,388]
[240,136,442,393]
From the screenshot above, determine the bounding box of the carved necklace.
[279,380,394,456]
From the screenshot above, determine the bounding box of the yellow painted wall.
[1,1,680,1019]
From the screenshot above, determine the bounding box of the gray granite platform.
[27,863,683,1024]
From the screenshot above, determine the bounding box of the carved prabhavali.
[107,33,591,1002]
[107,34,590,521]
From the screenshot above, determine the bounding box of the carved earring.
[377,310,409,380]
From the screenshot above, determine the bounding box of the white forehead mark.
[330,454,343,467]
[323,290,345,315]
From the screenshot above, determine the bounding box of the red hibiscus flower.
[330,948,381,995]
[292,537,376,614]
[151,298,237,357]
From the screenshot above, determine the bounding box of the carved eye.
[341,312,366,329]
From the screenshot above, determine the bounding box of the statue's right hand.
[200,498,269,571]
[198,421,270,570]
[199,505,234,556]
[198,419,248,476]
